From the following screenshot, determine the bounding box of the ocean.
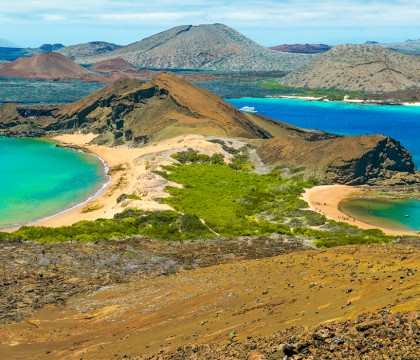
[227,98,420,232]
[0,137,107,230]
[226,98,420,166]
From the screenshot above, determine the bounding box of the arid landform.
[0,24,419,360]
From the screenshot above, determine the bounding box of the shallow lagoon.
[0,137,107,229]
[340,198,420,232]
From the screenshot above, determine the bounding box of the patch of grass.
[261,81,365,101]
[159,164,314,236]
[109,163,127,173]
[0,210,214,243]
[158,163,398,246]
[81,203,104,213]
[117,193,142,203]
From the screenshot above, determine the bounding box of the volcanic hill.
[90,58,137,73]
[57,41,122,60]
[0,241,418,359]
[257,130,417,185]
[74,24,314,72]
[379,39,420,56]
[0,52,91,80]
[53,73,275,143]
[280,44,420,92]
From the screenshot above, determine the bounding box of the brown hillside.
[52,72,273,144]
[280,44,420,92]
[90,58,137,73]
[0,243,418,359]
[258,130,416,184]
[0,52,90,80]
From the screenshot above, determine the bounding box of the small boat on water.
[405,214,410,218]
[239,106,257,113]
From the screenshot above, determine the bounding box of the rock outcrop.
[0,73,276,143]
[258,130,417,184]
[0,52,91,80]
[52,73,275,143]
[74,24,314,72]
[280,44,420,92]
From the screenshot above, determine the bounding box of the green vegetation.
[0,152,398,247]
[262,80,365,101]
[171,148,225,165]
[0,210,213,243]
[109,163,127,173]
[117,193,142,203]
[81,203,104,213]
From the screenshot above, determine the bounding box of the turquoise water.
[340,198,420,232]
[0,137,107,229]
[226,98,420,166]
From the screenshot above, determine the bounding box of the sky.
[0,0,419,48]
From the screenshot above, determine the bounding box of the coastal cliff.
[258,132,417,185]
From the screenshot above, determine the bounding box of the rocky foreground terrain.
[0,242,418,359]
[0,236,310,324]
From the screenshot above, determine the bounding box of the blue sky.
[1,0,419,47]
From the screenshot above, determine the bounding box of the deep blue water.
[226,98,420,167]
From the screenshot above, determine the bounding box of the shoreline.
[267,94,420,107]
[34,134,157,228]
[23,133,237,229]
[302,185,419,236]
[28,149,112,227]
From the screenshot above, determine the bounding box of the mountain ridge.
[72,24,314,72]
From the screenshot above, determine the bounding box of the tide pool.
[0,137,107,230]
[340,198,420,232]
[226,98,420,166]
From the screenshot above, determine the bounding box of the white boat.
[239,106,257,113]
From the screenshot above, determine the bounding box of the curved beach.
[303,185,419,236]
[35,133,234,228]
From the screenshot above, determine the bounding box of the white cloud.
[0,0,418,46]
[41,14,67,22]
[1,0,419,27]
[97,12,193,22]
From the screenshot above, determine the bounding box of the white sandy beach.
[303,185,418,236]
[35,133,242,227]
